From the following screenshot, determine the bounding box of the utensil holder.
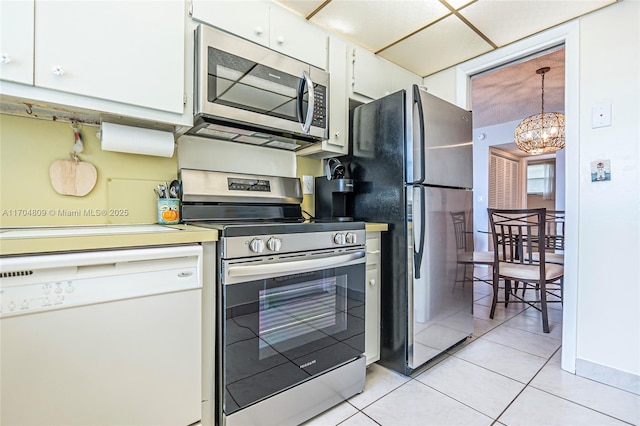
[157,198,180,225]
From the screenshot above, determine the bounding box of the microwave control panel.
[312,84,327,128]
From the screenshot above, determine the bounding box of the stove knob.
[267,237,282,252]
[345,232,357,244]
[333,233,346,245]
[249,238,265,253]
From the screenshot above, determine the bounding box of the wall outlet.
[302,175,314,195]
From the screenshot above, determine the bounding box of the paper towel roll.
[100,122,175,157]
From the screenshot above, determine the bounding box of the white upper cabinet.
[391,63,423,93]
[297,36,347,158]
[351,46,421,100]
[269,6,327,70]
[34,1,185,114]
[352,47,394,100]
[0,0,34,85]
[191,0,327,70]
[191,0,270,47]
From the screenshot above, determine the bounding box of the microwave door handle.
[296,71,315,134]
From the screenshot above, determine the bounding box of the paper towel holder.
[99,121,176,158]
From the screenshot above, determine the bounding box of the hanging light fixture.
[514,67,565,155]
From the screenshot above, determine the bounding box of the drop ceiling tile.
[379,14,493,77]
[310,0,450,52]
[444,0,475,10]
[460,0,617,47]
[273,0,326,17]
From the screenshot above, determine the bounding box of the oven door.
[219,248,366,416]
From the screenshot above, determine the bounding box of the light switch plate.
[592,103,612,128]
[302,175,314,195]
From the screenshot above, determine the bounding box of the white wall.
[575,0,639,387]
[425,0,639,392]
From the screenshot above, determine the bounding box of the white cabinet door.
[326,36,347,151]
[191,0,270,47]
[365,232,381,365]
[34,1,185,114]
[269,6,327,70]
[0,0,34,85]
[352,47,393,100]
[352,46,422,100]
[191,1,327,70]
[391,65,422,93]
[297,36,346,159]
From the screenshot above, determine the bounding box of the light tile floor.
[304,272,640,426]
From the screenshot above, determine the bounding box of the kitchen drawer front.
[366,235,380,266]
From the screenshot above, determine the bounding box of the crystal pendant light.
[514,67,565,155]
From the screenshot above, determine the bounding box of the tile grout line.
[491,346,562,424]
[525,361,637,425]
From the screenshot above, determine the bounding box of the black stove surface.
[190,220,365,237]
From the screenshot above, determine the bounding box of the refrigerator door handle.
[413,185,426,279]
[411,84,426,185]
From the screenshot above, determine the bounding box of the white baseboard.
[576,358,640,395]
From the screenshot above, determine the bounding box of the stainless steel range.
[180,169,367,426]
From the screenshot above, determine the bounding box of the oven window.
[221,263,365,415]
[259,275,346,358]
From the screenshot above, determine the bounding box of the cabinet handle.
[334,131,341,139]
[367,250,380,255]
[52,65,65,76]
[1,53,11,64]
[255,26,263,35]
[369,278,376,286]
[276,35,285,44]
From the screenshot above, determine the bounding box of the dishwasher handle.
[225,251,365,283]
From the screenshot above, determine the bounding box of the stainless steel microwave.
[189,24,329,151]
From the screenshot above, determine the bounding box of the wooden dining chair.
[450,211,494,290]
[488,208,564,333]
[544,210,565,265]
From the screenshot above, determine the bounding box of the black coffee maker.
[315,158,354,222]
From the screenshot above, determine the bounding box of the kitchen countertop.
[0,224,218,256]
[1,223,385,256]
[365,223,389,232]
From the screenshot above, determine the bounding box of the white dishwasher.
[0,245,203,426]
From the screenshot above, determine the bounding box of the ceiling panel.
[308,0,450,52]
[460,0,617,47]
[472,48,565,128]
[269,0,618,130]
[444,0,475,9]
[379,14,493,76]
[273,0,326,17]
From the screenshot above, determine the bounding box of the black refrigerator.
[347,86,474,375]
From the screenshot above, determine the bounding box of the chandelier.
[514,67,565,155]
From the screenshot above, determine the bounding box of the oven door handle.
[227,251,365,280]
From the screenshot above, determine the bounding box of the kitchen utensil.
[49,155,97,197]
[169,180,180,198]
[157,183,167,198]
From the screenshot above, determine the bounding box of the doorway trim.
[455,21,579,373]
